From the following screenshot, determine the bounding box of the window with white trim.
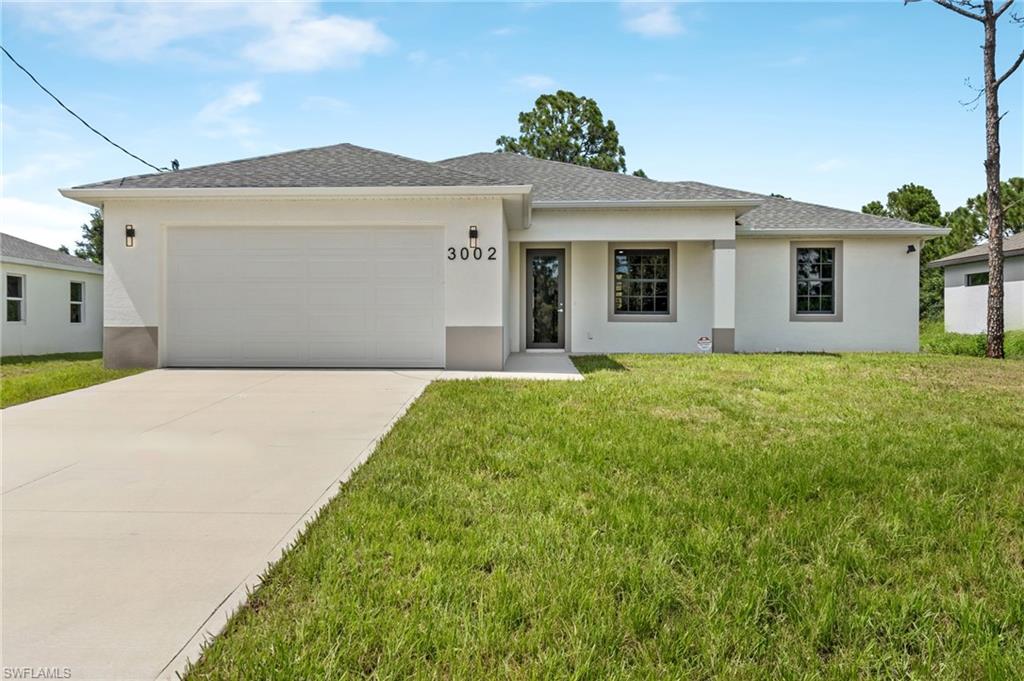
[965,272,989,287]
[6,274,25,322]
[70,281,84,323]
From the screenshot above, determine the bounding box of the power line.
[1,45,169,173]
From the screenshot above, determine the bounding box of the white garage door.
[166,226,445,367]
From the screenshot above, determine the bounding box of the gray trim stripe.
[104,326,158,368]
[712,328,735,353]
[445,326,504,370]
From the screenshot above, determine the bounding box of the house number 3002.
[447,247,497,261]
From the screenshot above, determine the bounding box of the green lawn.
[0,352,144,408]
[186,354,1024,679]
[920,318,1024,358]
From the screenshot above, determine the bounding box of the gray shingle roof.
[0,233,103,272]
[735,194,946,233]
[438,152,757,203]
[74,143,501,190]
[929,232,1024,267]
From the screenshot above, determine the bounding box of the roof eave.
[532,198,763,211]
[928,247,1024,268]
[738,227,951,238]
[60,184,534,207]
[0,255,103,274]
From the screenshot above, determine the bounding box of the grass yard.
[920,318,1024,358]
[0,352,143,408]
[187,354,1024,679]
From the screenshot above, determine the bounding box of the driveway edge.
[157,378,432,680]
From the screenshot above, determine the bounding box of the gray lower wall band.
[104,327,158,369]
[712,327,735,354]
[445,326,505,370]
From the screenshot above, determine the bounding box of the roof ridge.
[439,151,684,189]
[1,232,103,270]
[77,143,504,190]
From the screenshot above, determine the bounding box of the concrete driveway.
[1,368,437,680]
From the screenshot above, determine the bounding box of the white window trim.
[607,242,678,323]
[6,273,26,323]
[789,241,843,323]
[70,280,85,324]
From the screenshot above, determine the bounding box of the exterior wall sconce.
[469,225,479,249]
[125,224,136,248]
[906,244,916,254]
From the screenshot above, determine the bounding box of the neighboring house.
[928,232,1024,334]
[59,144,947,370]
[1,233,103,356]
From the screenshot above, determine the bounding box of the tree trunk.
[982,4,1005,359]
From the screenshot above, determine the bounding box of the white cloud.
[513,74,557,90]
[0,197,93,250]
[301,95,350,113]
[14,2,392,72]
[242,14,391,72]
[622,3,684,38]
[490,26,519,37]
[814,158,847,173]
[195,82,262,139]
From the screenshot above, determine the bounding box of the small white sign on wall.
[696,336,712,354]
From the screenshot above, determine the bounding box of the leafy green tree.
[863,179,1023,320]
[862,184,946,320]
[497,91,629,173]
[631,168,648,178]
[73,209,103,264]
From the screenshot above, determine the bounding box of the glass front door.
[526,249,565,349]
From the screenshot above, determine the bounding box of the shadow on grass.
[571,355,628,375]
[0,352,102,366]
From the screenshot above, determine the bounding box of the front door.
[526,249,565,349]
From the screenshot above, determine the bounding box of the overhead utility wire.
[1,45,169,172]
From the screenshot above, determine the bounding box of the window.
[70,281,84,323]
[790,242,843,322]
[965,272,989,287]
[6,274,24,322]
[610,247,673,320]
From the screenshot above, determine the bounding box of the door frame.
[524,247,567,349]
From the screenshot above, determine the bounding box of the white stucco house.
[928,232,1024,333]
[59,144,947,369]
[1,233,103,356]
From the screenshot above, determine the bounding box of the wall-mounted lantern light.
[125,224,136,248]
[906,244,916,254]
[469,225,479,249]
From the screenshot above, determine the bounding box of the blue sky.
[2,1,1022,249]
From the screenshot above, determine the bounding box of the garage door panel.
[375,285,436,307]
[308,312,370,334]
[238,257,307,280]
[169,254,237,282]
[166,226,444,367]
[308,259,373,279]
[235,311,307,336]
[374,229,438,249]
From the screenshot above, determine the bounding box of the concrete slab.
[1,369,435,680]
[1,359,580,680]
[440,352,582,381]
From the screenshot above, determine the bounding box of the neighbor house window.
[70,281,84,323]
[609,245,675,321]
[965,272,989,287]
[6,274,25,322]
[790,242,843,322]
